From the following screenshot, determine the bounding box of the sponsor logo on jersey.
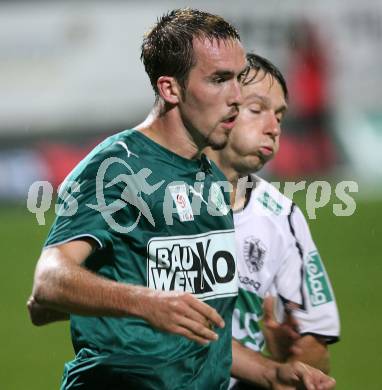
[115,141,139,158]
[238,273,261,291]
[243,236,267,272]
[147,231,237,300]
[305,251,333,306]
[257,191,283,215]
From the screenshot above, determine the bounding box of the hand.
[275,361,336,390]
[137,290,225,345]
[263,296,301,361]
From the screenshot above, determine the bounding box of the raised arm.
[28,239,224,345]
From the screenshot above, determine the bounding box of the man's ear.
[156,76,182,104]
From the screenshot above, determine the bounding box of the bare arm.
[262,297,301,363]
[28,239,225,345]
[232,339,336,390]
[27,296,69,325]
[262,297,331,373]
[31,240,140,317]
[232,338,279,388]
[288,335,330,374]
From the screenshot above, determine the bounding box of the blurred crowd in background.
[1,0,382,201]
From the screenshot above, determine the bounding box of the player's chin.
[209,141,227,151]
[207,131,230,150]
[257,152,273,166]
[240,155,264,173]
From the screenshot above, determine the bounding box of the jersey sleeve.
[45,150,137,250]
[274,204,340,344]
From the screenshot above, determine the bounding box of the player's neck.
[229,173,250,211]
[204,147,247,209]
[136,102,201,160]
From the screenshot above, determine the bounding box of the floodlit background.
[1,0,381,389]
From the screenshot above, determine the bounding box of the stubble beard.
[207,129,230,151]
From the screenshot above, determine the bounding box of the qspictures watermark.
[26,158,359,230]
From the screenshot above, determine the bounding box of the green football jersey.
[45,129,237,390]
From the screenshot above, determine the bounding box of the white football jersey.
[232,175,340,353]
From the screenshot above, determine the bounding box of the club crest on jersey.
[243,236,267,272]
[147,231,237,300]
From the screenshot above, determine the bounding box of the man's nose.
[228,79,243,107]
[265,112,281,137]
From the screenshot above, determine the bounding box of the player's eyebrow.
[210,65,248,79]
[208,70,235,80]
[212,70,234,77]
[276,105,288,115]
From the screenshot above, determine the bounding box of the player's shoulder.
[65,129,144,182]
[251,174,293,217]
[90,129,144,163]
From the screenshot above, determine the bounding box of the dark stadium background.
[1,1,381,389]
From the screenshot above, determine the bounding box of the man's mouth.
[258,146,273,157]
[221,112,238,129]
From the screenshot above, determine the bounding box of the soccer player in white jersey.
[205,53,340,389]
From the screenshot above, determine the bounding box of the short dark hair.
[141,8,241,94]
[244,53,288,101]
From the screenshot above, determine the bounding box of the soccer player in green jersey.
[205,54,337,389]
[27,8,247,389]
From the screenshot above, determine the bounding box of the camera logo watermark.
[87,157,165,233]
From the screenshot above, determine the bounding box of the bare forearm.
[30,242,225,344]
[232,339,336,389]
[33,263,147,318]
[288,335,330,374]
[231,339,279,388]
[32,246,145,319]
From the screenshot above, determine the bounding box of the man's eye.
[213,77,226,84]
[249,107,261,114]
